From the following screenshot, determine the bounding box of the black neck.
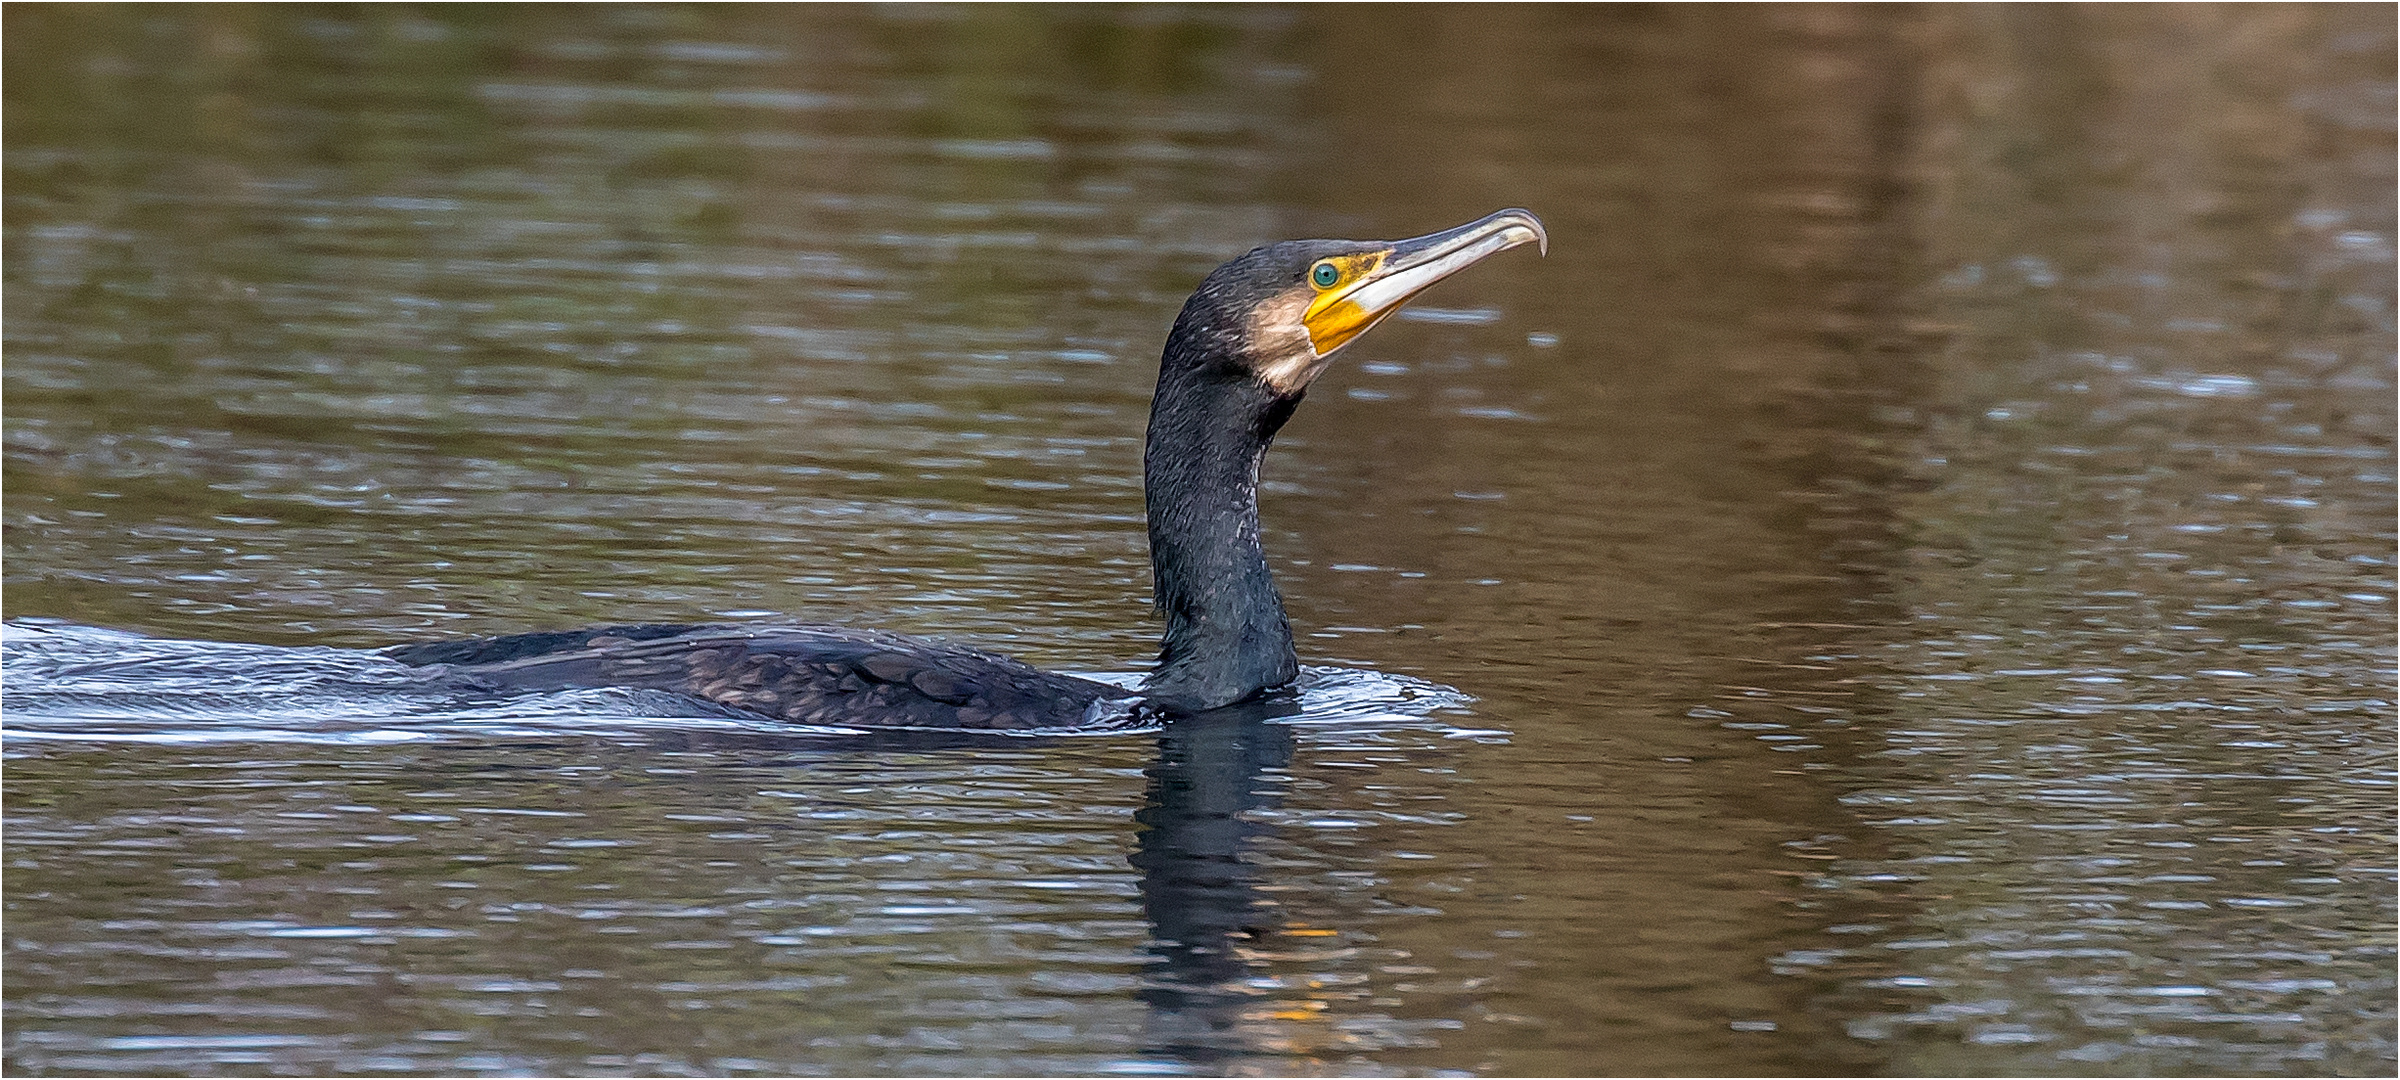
[1141,362,1302,713]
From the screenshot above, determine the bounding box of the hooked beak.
[1302,208,1548,357]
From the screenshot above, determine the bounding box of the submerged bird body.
[389,623,1135,730]
[390,210,1546,730]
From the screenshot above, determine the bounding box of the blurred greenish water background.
[4,5,2392,1075]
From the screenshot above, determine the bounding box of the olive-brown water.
[4,6,2392,1076]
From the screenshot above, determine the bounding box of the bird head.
[1163,208,1548,399]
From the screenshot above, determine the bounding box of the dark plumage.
[387,210,1546,730]
[393,624,1134,731]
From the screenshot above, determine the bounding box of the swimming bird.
[387,209,1547,729]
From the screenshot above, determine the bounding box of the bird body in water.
[388,209,1547,730]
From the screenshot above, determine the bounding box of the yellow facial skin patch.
[1300,251,1392,356]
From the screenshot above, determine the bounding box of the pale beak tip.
[1496,208,1548,256]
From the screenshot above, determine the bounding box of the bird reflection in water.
[1128,698,1305,1066]
[626,700,1357,1068]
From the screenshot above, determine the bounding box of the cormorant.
[387,209,1547,729]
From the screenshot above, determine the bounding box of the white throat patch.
[1246,288,1330,396]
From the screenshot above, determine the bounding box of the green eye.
[1311,261,1340,288]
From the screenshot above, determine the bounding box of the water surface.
[5,5,2392,1075]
